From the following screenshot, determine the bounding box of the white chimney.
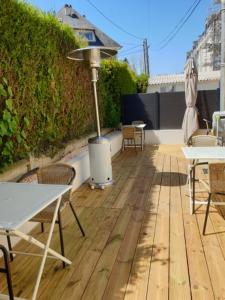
[64,4,72,16]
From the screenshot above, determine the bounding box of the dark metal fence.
[122,90,220,129]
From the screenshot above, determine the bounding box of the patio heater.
[67,46,117,189]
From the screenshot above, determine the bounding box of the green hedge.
[99,60,137,127]
[0,0,95,168]
[0,0,138,170]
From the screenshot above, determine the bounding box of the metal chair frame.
[0,244,14,299]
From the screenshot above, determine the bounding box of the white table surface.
[0,182,71,230]
[182,147,225,160]
[123,124,146,129]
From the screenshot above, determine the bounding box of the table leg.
[188,165,192,214]
[13,231,71,265]
[32,196,64,300]
[10,196,71,300]
[192,165,196,214]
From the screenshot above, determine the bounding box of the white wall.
[148,80,219,93]
[145,129,184,144]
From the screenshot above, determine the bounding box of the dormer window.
[71,13,78,18]
[78,30,96,42]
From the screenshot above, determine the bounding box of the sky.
[26,0,219,76]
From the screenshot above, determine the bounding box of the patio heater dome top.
[67,46,117,68]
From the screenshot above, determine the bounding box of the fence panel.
[122,90,220,129]
[122,93,159,129]
[159,92,186,129]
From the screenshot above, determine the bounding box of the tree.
[136,73,149,93]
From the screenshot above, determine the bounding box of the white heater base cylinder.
[88,136,113,189]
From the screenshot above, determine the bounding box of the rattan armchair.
[189,134,218,147]
[7,163,85,267]
[202,163,225,235]
[122,126,136,151]
[187,135,219,213]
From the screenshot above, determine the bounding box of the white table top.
[123,124,146,129]
[182,147,225,160]
[0,182,72,230]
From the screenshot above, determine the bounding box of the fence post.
[155,92,160,129]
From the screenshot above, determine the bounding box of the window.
[78,30,96,42]
[71,13,78,19]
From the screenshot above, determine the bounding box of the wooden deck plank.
[178,157,215,300]
[102,150,160,300]
[37,207,121,300]
[54,209,121,300]
[209,206,225,256]
[81,206,133,300]
[147,154,170,300]
[169,156,191,300]
[102,166,134,209]
[145,153,164,212]
[102,208,146,300]
[195,163,225,299]
[196,207,225,298]
[124,153,164,300]
[1,146,225,300]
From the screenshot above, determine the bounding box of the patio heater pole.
[91,68,101,137]
[220,0,225,110]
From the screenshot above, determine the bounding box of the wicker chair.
[202,163,225,235]
[0,245,14,299]
[186,117,212,145]
[187,135,219,213]
[189,134,218,147]
[8,164,85,267]
[122,127,136,151]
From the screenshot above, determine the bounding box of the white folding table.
[123,124,146,150]
[182,147,225,214]
[0,182,72,300]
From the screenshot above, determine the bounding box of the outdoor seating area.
[1,145,225,299]
[2,1,225,299]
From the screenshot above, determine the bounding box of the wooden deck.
[1,145,225,299]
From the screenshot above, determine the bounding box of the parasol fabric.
[182,57,199,144]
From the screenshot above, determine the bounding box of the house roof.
[56,4,121,50]
[149,70,220,85]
